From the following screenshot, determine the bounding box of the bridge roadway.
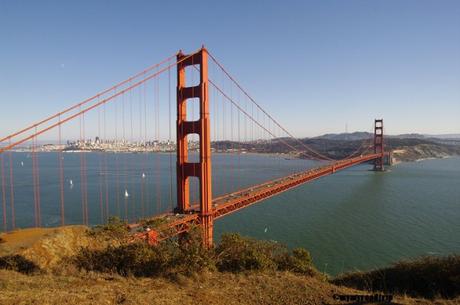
[134,153,383,243]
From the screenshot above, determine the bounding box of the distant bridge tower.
[176,47,213,247]
[374,119,384,171]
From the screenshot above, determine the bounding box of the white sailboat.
[20,161,24,167]
[142,173,146,179]
[124,189,129,198]
[69,179,73,189]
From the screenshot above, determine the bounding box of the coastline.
[392,154,457,166]
[9,147,459,166]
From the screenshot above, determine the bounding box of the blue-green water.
[216,157,460,275]
[1,152,459,275]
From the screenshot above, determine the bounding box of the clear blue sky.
[1,0,459,137]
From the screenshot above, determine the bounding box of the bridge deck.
[136,153,383,242]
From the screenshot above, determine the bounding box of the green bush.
[75,227,214,277]
[277,248,315,275]
[75,230,317,278]
[75,241,175,277]
[0,255,40,274]
[332,255,460,299]
[215,233,287,272]
[173,226,216,274]
[87,216,129,240]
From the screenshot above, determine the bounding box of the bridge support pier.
[176,47,214,248]
[373,119,384,171]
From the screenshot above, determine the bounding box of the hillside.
[333,255,460,300]
[1,225,459,305]
[390,143,460,162]
[212,134,460,162]
[1,269,448,305]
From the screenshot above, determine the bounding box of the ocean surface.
[1,152,459,275]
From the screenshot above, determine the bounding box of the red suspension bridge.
[0,47,389,247]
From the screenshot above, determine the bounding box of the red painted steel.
[143,153,383,244]
[0,54,177,146]
[0,51,200,154]
[374,119,384,171]
[0,47,391,247]
[176,47,213,247]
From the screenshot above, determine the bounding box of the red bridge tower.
[176,47,213,247]
[374,119,384,171]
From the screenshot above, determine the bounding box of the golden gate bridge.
[0,47,389,247]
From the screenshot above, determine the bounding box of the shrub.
[215,233,287,272]
[88,216,129,240]
[75,227,214,277]
[332,255,460,299]
[174,226,216,274]
[277,248,315,275]
[0,255,40,274]
[74,241,175,277]
[75,230,318,278]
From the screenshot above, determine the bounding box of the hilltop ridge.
[0,225,459,305]
[213,133,460,162]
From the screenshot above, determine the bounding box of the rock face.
[391,144,460,163]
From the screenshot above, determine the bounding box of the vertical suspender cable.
[58,115,65,225]
[8,140,15,229]
[32,134,38,227]
[1,155,6,231]
[140,79,146,219]
[98,104,104,223]
[104,99,109,222]
[155,67,161,214]
[129,81,135,221]
[168,61,173,212]
[115,89,121,217]
[83,112,88,225]
[123,90,128,221]
[79,107,84,224]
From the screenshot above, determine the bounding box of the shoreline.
[9,149,459,165]
[392,154,457,165]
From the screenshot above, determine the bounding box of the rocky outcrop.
[391,144,460,162]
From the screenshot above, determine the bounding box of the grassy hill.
[0,222,459,305]
[212,135,460,162]
[333,256,460,300]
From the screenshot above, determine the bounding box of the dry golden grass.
[1,269,459,305]
[0,227,60,255]
[1,227,459,305]
[0,225,123,271]
[333,255,460,300]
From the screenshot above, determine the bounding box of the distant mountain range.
[310,132,460,141]
[424,134,460,139]
[311,132,371,141]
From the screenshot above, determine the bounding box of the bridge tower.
[374,119,384,171]
[176,47,213,247]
